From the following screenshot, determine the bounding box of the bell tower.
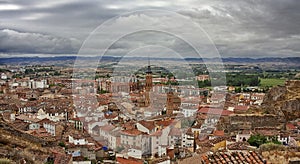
[145,58,152,106]
[145,59,152,92]
[166,84,174,115]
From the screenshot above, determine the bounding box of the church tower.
[145,60,152,92]
[145,59,152,106]
[166,84,174,115]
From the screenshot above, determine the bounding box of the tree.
[25,68,34,74]
[247,134,267,147]
[198,80,211,88]
[235,87,241,93]
[248,134,281,148]
[58,141,65,147]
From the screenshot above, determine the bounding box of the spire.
[146,56,152,74]
[167,83,173,93]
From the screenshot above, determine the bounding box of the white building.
[168,128,182,146]
[181,129,194,148]
[182,107,198,117]
[136,120,157,134]
[108,127,122,150]
[127,148,142,159]
[68,135,88,145]
[1,73,7,80]
[120,129,151,156]
[43,122,56,136]
[150,126,170,156]
[29,79,48,89]
[37,108,66,122]
[236,131,252,142]
[277,135,291,145]
[99,124,116,141]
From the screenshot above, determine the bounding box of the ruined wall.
[0,117,55,146]
[226,114,283,132]
[262,150,300,164]
[262,80,300,121]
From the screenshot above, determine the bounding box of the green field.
[259,78,286,87]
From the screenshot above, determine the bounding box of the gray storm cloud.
[0,0,299,57]
[0,29,79,54]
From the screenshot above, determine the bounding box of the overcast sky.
[0,0,299,58]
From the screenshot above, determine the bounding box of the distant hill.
[185,57,300,64]
[1,56,300,65]
[0,56,119,65]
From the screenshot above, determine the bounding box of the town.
[1,58,300,164]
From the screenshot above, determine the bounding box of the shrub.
[0,158,11,164]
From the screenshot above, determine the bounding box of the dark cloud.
[0,29,79,54]
[0,0,299,57]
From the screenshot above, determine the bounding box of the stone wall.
[0,117,55,147]
[262,150,300,164]
[262,80,300,121]
[226,114,283,132]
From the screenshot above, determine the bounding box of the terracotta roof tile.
[202,151,265,163]
[213,130,224,136]
[286,123,296,130]
[121,129,144,136]
[234,105,249,111]
[138,120,156,130]
[100,124,115,132]
[156,119,174,127]
[116,157,143,164]
[198,107,233,116]
[169,128,181,136]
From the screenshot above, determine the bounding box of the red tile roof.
[213,130,224,136]
[138,120,156,131]
[104,112,118,119]
[156,119,174,127]
[227,142,250,150]
[202,151,265,163]
[234,105,249,111]
[198,107,233,116]
[150,129,162,136]
[286,123,296,130]
[116,157,143,164]
[169,128,181,136]
[100,124,115,132]
[121,129,143,136]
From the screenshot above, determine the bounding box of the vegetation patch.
[259,78,286,87]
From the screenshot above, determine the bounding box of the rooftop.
[121,129,144,136]
[201,151,265,164]
[116,157,143,164]
[138,120,156,131]
[198,107,233,116]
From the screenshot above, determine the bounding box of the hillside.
[0,117,57,163]
[262,80,300,121]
